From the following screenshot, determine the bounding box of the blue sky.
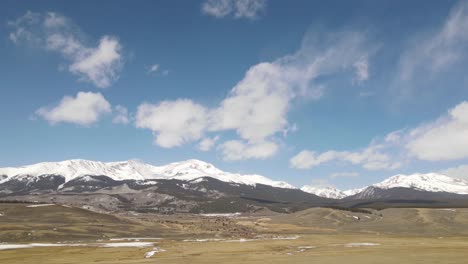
[1,0,468,189]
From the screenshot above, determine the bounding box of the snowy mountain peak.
[0,159,295,189]
[300,185,346,199]
[372,173,468,194]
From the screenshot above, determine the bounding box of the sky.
[1,0,468,190]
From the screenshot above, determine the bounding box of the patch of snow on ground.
[99,242,154,248]
[200,213,241,217]
[298,246,316,249]
[0,242,155,251]
[183,238,225,242]
[344,243,380,247]
[26,204,55,208]
[0,243,87,250]
[109,238,161,241]
[297,246,316,252]
[272,235,300,240]
[144,247,166,258]
[223,238,253,242]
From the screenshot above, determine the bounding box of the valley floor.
[1,204,468,263]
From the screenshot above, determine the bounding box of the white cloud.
[406,101,468,161]
[329,172,360,179]
[135,29,371,160]
[36,92,111,126]
[202,0,266,19]
[198,136,220,151]
[148,64,160,73]
[353,57,369,83]
[209,30,371,159]
[68,36,122,88]
[112,105,129,125]
[440,164,468,179]
[290,143,402,171]
[135,100,208,148]
[8,11,123,88]
[44,12,66,28]
[290,100,468,171]
[219,140,278,161]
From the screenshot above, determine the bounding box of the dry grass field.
[1,204,468,264]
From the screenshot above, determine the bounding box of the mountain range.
[1,159,468,212]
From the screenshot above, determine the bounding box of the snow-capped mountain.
[300,185,346,199]
[0,159,294,189]
[301,173,468,199]
[371,173,468,195]
[0,159,333,214]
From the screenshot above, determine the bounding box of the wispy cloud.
[147,64,160,74]
[198,136,220,151]
[353,57,369,83]
[112,105,130,125]
[8,11,123,88]
[329,172,360,179]
[290,145,402,171]
[393,1,468,99]
[202,0,267,19]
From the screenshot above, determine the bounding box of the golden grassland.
[1,204,468,263]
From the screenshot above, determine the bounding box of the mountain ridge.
[0,159,294,189]
[301,173,468,199]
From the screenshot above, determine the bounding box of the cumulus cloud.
[135,29,372,159]
[198,136,220,151]
[135,100,208,148]
[8,11,123,88]
[290,100,468,171]
[112,105,130,125]
[202,0,266,19]
[290,144,402,171]
[36,92,111,126]
[406,101,468,161]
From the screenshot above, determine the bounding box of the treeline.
[324,205,373,214]
[0,200,46,204]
